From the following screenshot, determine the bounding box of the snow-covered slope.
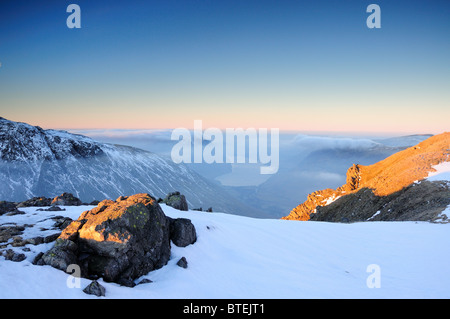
[1,204,449,298]
[0,117,264,217]
[426,161,450,183]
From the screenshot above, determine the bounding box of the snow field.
[1,204,450,299]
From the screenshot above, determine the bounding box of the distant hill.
[0,117,267,218]
[283,132,450,222]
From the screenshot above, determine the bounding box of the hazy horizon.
[0,115,445,137]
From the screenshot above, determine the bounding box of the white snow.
[426,161,450,182]
[367,210,381,221]
[1,205,450,299]
[323,194,341,206]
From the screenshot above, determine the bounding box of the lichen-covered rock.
[40,193,198,284]
[41,238,78,271]
[163,191,188,211]
[42,193,172,283]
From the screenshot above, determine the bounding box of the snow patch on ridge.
[426,161,450,182]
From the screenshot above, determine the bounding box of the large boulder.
[40,193,196,284]
[51,193,82,206]
[163,191,188,211]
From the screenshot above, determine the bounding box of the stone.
[11,235,25,246]
[83,280,106,297]
[32,252,45,265]
[40,193,198,285]
[41,239,78,271]
[163,191,188,211]
[176,256,188,269]
[0,201,19,215]
[42,193,172,284]
[0,225,24,243]
[25,236,44,245]
[2,249,26,262]
[5,210,25,216]
[168,217,197,247]
[17,197,52,208]
[36,206,66,212]
[51,216,73,230]
[44,233,61,243]
[51,193,82,206]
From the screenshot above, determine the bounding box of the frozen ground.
[1,204,449,299]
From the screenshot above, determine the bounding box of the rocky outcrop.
[310,181,450,223]
[16,197,52,208]
[342,164,361,192]
[11,194,81,210]
[40,193,197,285]
[285,188,339,221]
[0,117,103,162]
[284,132,450,222]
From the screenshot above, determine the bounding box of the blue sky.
[0,0,449,133]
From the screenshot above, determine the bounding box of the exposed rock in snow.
[40,193,196,285]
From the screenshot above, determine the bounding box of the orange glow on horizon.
[2,101,449,135]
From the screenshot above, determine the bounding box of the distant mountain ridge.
[0,117,104,161]
[0,117,266,218]
[283,132,450,222]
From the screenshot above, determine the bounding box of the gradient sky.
[0,0,449,134]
